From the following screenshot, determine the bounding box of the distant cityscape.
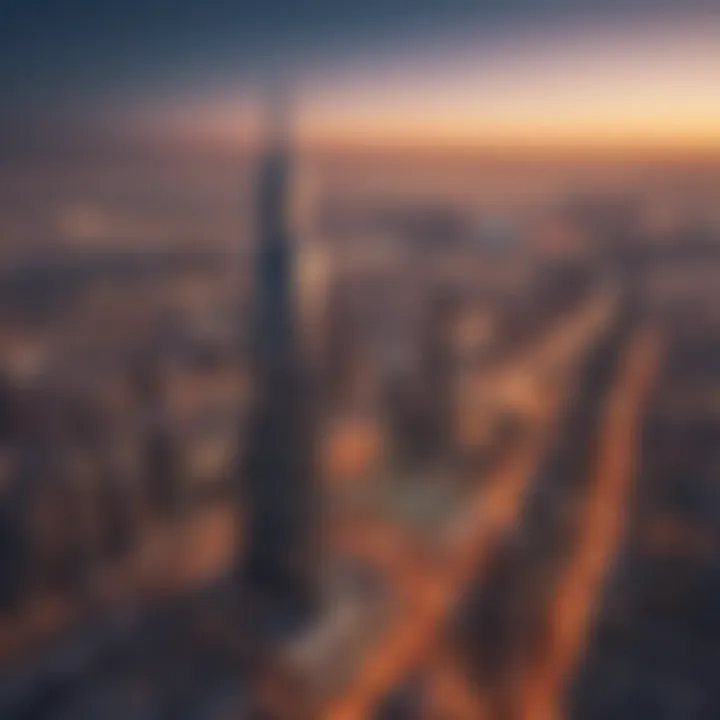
[0,101,719,719]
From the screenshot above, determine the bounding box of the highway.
[520,328,662,720]
[466,284,618,419]
[325,288,617,719]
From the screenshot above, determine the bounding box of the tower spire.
[241,89,319,624]
[265,80,290,151]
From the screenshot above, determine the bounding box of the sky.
[2,0,720,152]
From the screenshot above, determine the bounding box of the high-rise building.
[419,288,457,463]
[0,448,28,610]
[240,102,319,621]
[132,360,182,519]
[382,289,457,476]
[323,280,357,409]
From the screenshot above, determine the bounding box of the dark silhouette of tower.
[241,97,318,621]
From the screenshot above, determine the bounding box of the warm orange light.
[131,20,720,157]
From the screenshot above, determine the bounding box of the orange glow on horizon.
[141,108,720,161]
[129,19,720,159]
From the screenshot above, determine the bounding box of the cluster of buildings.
[4,101,718,719]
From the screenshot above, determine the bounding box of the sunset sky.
[2,0,720,153]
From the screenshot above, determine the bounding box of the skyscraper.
[418,288,457,464]
[241,100,319,621]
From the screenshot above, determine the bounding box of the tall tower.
[241,98,318,620]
